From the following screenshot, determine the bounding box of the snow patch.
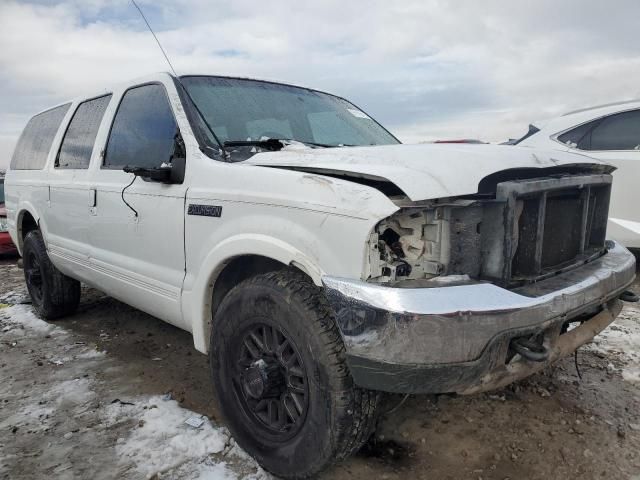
[104,396,231,478]
[0,304,63,336]
[160,460,237,480]
[589,303,640,384]
[53,378,96,408]
[0,290,29,305]
[75,348,107,360]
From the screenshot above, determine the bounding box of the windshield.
[180,76,399,155]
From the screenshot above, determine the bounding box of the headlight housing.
[0,217,8,233]
[365,199,482,285]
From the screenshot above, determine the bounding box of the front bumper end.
[322,241,636,394]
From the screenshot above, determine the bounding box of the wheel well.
[19,211,38,245]
[211,255,287,322]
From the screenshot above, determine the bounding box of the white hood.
[243,143,611,201]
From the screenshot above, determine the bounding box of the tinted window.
[558,120,597,148]
[56,95,111,169]
[589,110,640,150]
[558,109,640,151]
[0,180,4,203]
[10,104,71,170]
[104,84,177,169]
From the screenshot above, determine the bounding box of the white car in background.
[513,100,640,250]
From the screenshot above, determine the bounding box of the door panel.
[88,83,187,328]
[47,95,112,280]
[589,151,640,248]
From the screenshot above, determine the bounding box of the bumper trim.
[323,242,635,393]
[345,300,622,394]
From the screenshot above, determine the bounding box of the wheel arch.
[186,234,325,354]
[15,206,41,254]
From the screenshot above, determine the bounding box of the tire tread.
[23,230,80,319]
[228,269,379,477]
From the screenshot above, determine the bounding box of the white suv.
[513,100,640,249]
[4,73,637,478]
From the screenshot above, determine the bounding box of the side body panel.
[84,78,191,328]
[181,158,398,352]
[591,151,640,248]
[46,99,114,283]
[4,102,76,255]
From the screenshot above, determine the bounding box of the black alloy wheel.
[24,249,44,305]
[233,322,309,440]
[209,269,380,479]
[22,230,81,319]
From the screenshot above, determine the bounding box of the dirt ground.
[1,254,640,480]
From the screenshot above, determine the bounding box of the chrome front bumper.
[322,241,636,394]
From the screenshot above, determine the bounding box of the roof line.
[562,98,640,116]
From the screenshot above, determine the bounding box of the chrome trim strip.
[49,244,179,301]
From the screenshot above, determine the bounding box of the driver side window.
[104,84,177,169]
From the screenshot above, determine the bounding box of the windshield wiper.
[223,138,342,150]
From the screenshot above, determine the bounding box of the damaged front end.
[324,169,637,394]
[367,172,613,288]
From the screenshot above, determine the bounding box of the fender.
[183,233,324,353]
[14,202,44,254]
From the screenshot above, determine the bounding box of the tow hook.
[620,290,639,302]
[510,336,549,362]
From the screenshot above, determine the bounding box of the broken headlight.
[366,199,484,284]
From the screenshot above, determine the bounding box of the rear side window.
[10,103,71,170]
[589,109,640,150]
[558,109,640,151]
[56,95,111,169]
[104,84,177,169]
[557,120,599,148]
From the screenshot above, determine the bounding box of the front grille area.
[501,175,611,285]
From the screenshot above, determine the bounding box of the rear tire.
[209,269,379,478]
[22,230,80,319]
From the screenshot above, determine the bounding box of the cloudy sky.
[1,0,640,168]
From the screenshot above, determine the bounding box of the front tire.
[22,230,80,319]
[209,269,379,478]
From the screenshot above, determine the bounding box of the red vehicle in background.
[0,175,18,256]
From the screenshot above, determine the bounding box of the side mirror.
[122,132,186,184]
[169,132,186,184]
[123,164,172,182]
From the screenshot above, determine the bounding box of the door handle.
[88,188,97,207]
[89,188,98,216]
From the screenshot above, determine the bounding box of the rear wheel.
[22,230,80,319]
[209,269,379,478]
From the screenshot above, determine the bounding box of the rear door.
[87,82,188,327]
[47,95,111,280]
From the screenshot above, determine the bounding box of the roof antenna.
[130,0,178,77]
[129,0,228,158]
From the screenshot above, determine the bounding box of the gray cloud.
[1,0,640,167]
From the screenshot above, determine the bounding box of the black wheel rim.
[25,251,44,305]
[232,322,309,440]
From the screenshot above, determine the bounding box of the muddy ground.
[1,254,639,480]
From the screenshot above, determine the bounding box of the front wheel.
[209,269,379,478]
[22,230,80,319]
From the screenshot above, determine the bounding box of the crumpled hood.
[243,143,612,201]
